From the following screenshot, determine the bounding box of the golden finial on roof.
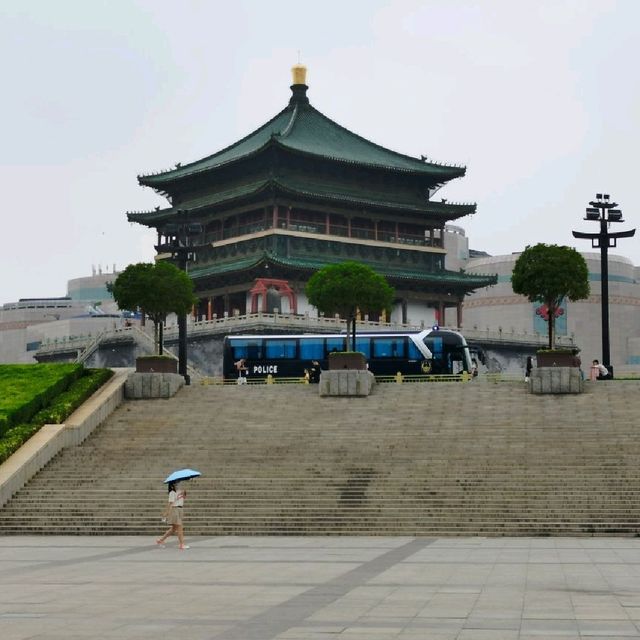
[291,63,307,86]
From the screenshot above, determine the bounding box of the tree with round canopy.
[109,261,197,354]
[305,261,394,351]
[511,244,589,350]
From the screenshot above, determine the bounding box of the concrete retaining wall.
[0,368,130,508]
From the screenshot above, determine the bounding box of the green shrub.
[0,364,83,435]
[0,368,114,465]
[0,423,41,463]
[32,368,113,424]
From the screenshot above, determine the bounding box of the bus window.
[355,337,371,358]
[407,341,422,360]
[300,339,324,360]
[373,337,406,358]
[265,339,297,359]
[425,336,444,358]
[326,338,345,354]
[231,339,263,360]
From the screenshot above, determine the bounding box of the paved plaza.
[3,537,640,639]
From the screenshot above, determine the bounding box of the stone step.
[4,382,640,535]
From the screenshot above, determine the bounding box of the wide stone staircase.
[2,379,640,536]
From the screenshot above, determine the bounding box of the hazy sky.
[1,0,638,305]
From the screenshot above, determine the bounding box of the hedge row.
[0,364,83,435]
[0,368,114,465]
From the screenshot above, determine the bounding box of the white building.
[0,267,125,363]
[463,252,640,367]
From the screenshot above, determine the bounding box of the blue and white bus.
[222,328,473,380]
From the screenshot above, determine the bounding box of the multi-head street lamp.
[157,216,204,386]
[572,193,635,377]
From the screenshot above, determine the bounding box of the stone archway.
[249,278,297,314]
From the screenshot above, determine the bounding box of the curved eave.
[273,180,475,218]
[137,101,467,188]
[188,254,270,280]
[127,180,275,227]
[275,138,465,181]
[137,106,292,187]
[129,178,475,226]
[138,143,272,189]
[139,137,465,192]
[127,208,175,227]
[189,252,497,291]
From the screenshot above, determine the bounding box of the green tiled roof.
[188,252,496,289]
[274,173,474,218]
[127,180,271,225]
[139,92,464,187]
[127,176,474,227]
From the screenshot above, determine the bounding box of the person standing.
[308,360,321,383]
[524,356,533,382]
[156,482,189,549]
[235,358,248,384]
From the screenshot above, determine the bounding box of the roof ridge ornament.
[289,63,309,106]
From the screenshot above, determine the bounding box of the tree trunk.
[547,300,555,350]
[156,321,164,355]
[351,315,357,352]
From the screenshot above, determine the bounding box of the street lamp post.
[158,218,203,386]
[572,193,635,377]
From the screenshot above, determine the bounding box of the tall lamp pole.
[572,193,635,377]
[159,218,202,385]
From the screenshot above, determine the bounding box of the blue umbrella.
[164,468,201,484]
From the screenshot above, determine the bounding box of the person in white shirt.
[592,359,611,380]
[156,482,189,549]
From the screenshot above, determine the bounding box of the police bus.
[222,328,473,380]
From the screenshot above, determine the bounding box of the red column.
[207,298,212,321]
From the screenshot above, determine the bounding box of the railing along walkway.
[38,312,575,359]
[200,372,474,386]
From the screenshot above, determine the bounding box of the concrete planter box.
[529,367,584,394]
[125,372,184,399]
[135,356,177,374]
[328,352,367,370]
[319,370,375,397]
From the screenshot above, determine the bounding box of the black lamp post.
[572,193,635,377]
[158,218,203,385]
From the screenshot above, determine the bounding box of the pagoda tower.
[128,66,496,326]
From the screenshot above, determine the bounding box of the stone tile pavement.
[3,536,640,639]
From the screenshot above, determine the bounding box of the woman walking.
[156,481,189,549]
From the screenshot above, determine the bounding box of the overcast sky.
[1,0,638,305]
